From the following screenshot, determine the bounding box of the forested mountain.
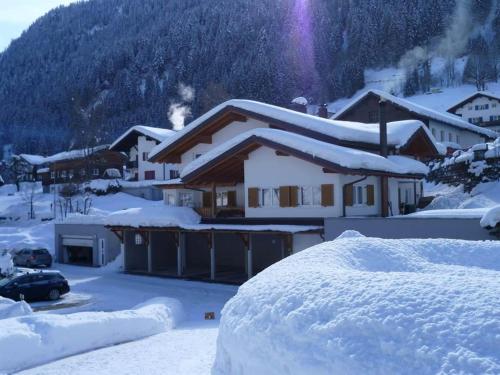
[0,0,498,154]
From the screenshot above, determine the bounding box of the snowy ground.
[8,264,237,374]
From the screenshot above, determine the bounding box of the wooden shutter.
[227,191,237,207]
[366,184,375,206]
[202,191,212,208]
[248,188,259,208]
[321,184,334,206]
[344,185,353,207]
[290,186,298,207]
[279,186,291,207]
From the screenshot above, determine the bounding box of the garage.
[150,231,178,276]
[214,233,246,284]
[62,235,94,266]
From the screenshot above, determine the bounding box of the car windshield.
[0,276,14,287]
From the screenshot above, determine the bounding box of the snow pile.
[181,128,429,178]
[0,297,32,320]
[481,205,500,228]
[0,297,183,373]
[105,205,200,228]
[214,235,500,375]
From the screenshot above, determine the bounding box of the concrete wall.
[325,217,496,241]
[55,224,121,266]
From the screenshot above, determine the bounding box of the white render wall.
[428,120,485,148]
[178,118,269,172]
[137,136,177,181]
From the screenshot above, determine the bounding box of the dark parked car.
[13,248,52,268]
[0,270,70,301]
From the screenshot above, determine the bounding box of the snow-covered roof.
[447,91,500,112]
[19,145,110,166]
[110,125,176,151]
[181,128,429,179]
[37,167,50,174]
[333,89,497,138]
[150,99,443,161]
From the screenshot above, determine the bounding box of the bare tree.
[20,182,38,220]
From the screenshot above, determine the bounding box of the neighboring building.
[19,145,126,192]
[55,223,121,267]
[110,125,178,181]
[447,91,500,132]
[333,89,497,151]
[106,99,441,284]
[2,144,13,162]
[109,125,179,200]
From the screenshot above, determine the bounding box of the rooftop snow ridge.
[333,89,498,138]
[19,145,110,166]
[180,128,429,178]
[149,99,442,160]
[110,125,176,150]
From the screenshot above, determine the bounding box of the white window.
[261,188,272,207]
[50,171,55,179]
[93,168,100,176]
[272,188,280,206]
[440,130,445,142]
[312,186,321,206]
[142,152,149,161]
[179,192,193,207]
[134,233,143,245]
[166,194,176,206]
[448,133,453,142]
[300,186,312,206]
[216,192,228,207]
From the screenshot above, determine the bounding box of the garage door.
[62,236,94,247]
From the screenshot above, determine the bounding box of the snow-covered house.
[333,90,497,151]
[19,145,126,192]
[106,99,441,284]
[447,91,500,132]
[109,126,178,200]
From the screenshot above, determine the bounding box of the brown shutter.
[344,185,353,207]
[202,191,212,208]
[227,191,237,207]
[279,186,291,207]
[248,188,259,208]
[290,186,298,207]
[321,184,334,206]
[366,184,375,206]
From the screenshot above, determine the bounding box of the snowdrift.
[481,205,500,228]
[0,296,32,320]
[0,297,183,373]
[213,235,500,375]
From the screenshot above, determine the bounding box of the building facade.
[447,92,500,132]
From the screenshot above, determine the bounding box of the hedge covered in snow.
[213,233,500,375]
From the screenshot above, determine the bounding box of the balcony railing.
[194,206,245,218]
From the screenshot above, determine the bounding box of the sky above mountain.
[0,0,78,52]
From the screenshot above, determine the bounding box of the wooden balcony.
[194,206,245,218]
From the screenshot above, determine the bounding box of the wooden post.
[381,176,389,217]
[247,234,253,279]
[210,232,215,280]
[147,231,152,273]
[211,183,217,218]
[120,239,125,271]
[176,231,182,277]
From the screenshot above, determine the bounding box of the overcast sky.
[0,0,78,52]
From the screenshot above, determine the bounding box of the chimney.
[317,104,328,118]
[379,97,388,157]
[291,97,308,113]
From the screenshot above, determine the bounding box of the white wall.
[178,118,268,172]
[428,120,485,148]
[137,136,177,181]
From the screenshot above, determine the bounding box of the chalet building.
[447,92,500,132]
[333,90,497,151]
[20,145,126,192]
[106,99,442,284]
[109,125,179,200]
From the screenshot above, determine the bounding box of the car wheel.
[48,289,60,301]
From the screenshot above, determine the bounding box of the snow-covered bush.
[213,235,500,375]
[84,179,121,196]
[0,297,32,320]
[0,250,14,276]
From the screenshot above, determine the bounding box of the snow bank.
[214,236,500,375]
[0,250,14,276]
[481,205,500,228]
[0,297,183,373]
[0,297,32,320]
[105,205,200,228]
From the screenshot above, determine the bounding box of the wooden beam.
[275,150,289,156]
[198,135,212,144]
[322,168,336,174]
